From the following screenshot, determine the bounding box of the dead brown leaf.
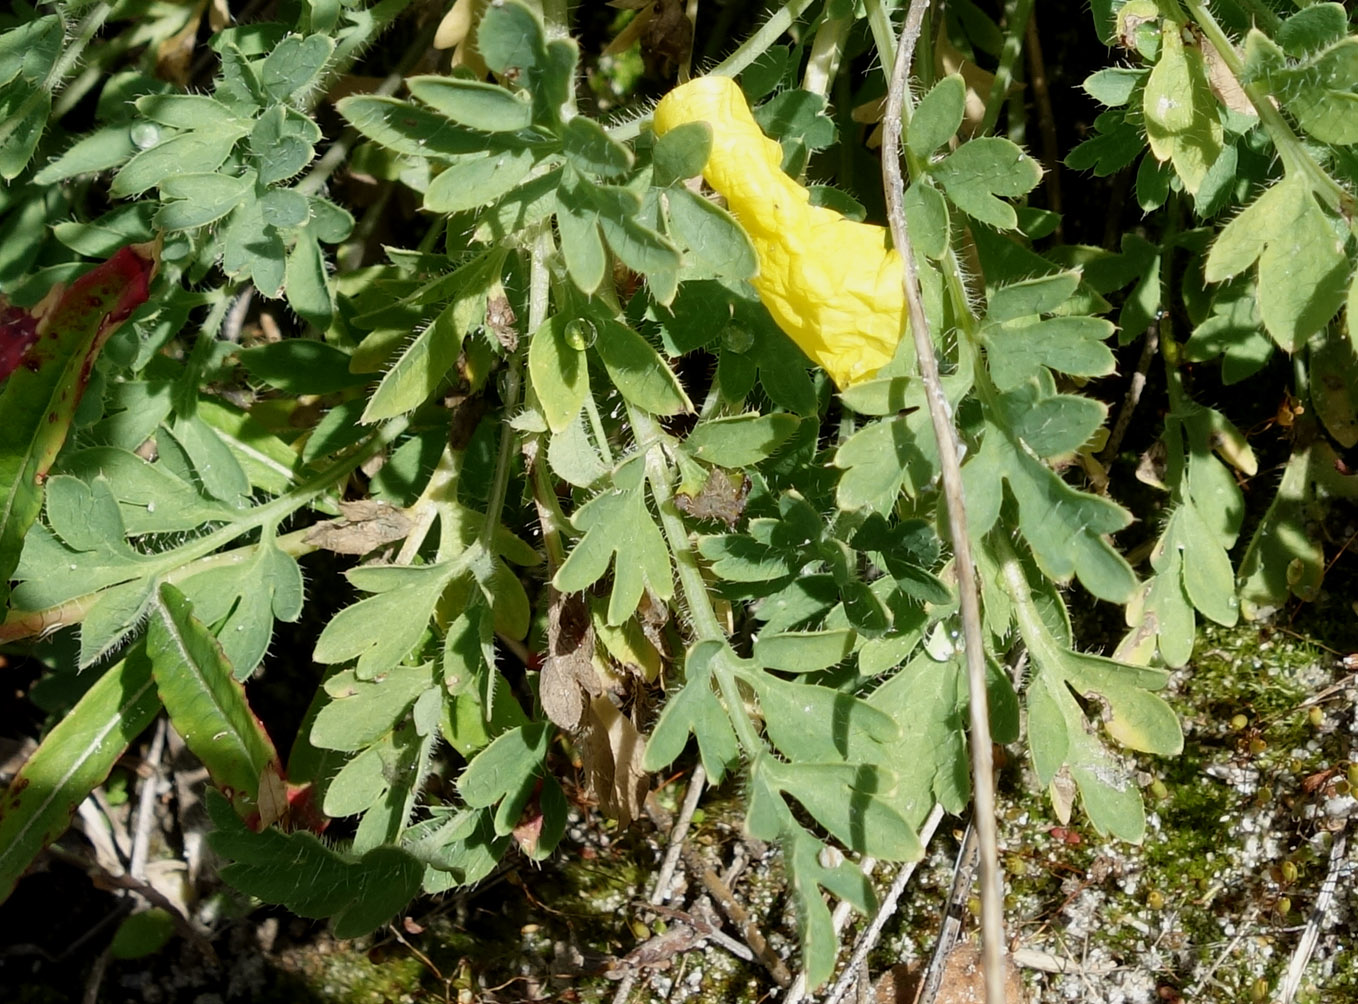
[304,500,413,555]
[673,469,750,529]
[540,588,599,730]
[578,694,648,829]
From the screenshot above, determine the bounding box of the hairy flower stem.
[882,6,1006,1004]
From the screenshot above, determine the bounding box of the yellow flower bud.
[653,75,906,388]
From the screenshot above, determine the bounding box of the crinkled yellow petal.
[654,75,905,388]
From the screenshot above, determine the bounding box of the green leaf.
[555,466,674,625]
[285,234,335,327]
[362,249,505,422]
[998,383,1106,459]
[986,271,1082,322]
[931,137,1042,230]
[259,34,334,103]
[834,411,938,513]
[155,173,252,230]
[459,722,550,834]
[0,650,160,902]
[652,121,711,186]
[408,76,533,133]
[0,84,50,180]
[0,15,61,89]
[424,148,538,214]
[908,74,965,157]
[593,318,692,416]
[682,413,798,467]
[476,0,548,78]
[759,757,920,861]
[983,315,1116,390]
[642,641,739,781]
[177,537,304,678]
[1205,178,1347,352]
[207,790,424,938]
[136,93,247,131]
[313,562,463,677]
[554,174,607,294]
[528,314,590,433]
[250,104,322,185]
[1258,36,1358,145]
[110,129,244,197]
[0,246,156,609]
[147,584,280,818]
[1143,20,1222,195]
[33,126,139,184]
[665,187,758,281]
[110,909,176,960]
[753,629,856,674]
[595,189,682,275]
[1083,67,1145,107]
[562,114,633,177]
[336,95,487,159]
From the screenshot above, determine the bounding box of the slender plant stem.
[882,7,1006,1004]
[709,0,819,80]
[979,0,1035,137]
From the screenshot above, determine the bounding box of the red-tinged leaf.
[0,243,159,609]
[146,582,281,823]
[0,301,40,382]
[0,649,162,903]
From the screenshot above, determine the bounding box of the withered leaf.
[673,468,749,528]
[541,587,600,730]
[578,694,648,829]
[304,500,413,555]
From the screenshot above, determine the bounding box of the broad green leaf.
[336,95,487,159]
[746,670,896,762]
[162,414,251,505]
[458,722,550,812]
[0,650,160,902]
[1276,4,1347,55]
[555,472,673,624]
[555,175,607,294]
[155,172,251,230]
[0,15,61,89]
[903,183,949,260]
[753,629,856,675]
[834,411,938,513]
[0,246,156,609]
[983,314,1116,390]
[593,318,692,416]
[665,186,758,281]
[250,104,322,185]
[931,137,1042,230]
[220,198,286,297]
[259,34,334,102]
[408,76,533,133]
[1255,35,1358,145]
[285,234,335,328]
[1204,179,1347,352]
[33,126,139,184]
[424,147,538,213]
[562,114,633,177]
[652,120,711,186]
[682,412,798,467]
[56,446,232,536]
[475,0,548,77]
[1083,67,1145,107]
[998,384,1106,459]
[1143,20,1222,195]
[1310,326,1358,448]
[110,129,244,197]
[760,757,920,861]
[177,536,304,678]
[986,271,1082,322]
[147,584,280,819]
[258,188,309,229]
[642,641,740,781]
[528,314,589,433]
[0,83,50,180]
[207,790,424,938]
[362,249,505,422]
[594,186,682,275]
[313,562,463,677]
[136,93,247,130]
[908,74,965,158]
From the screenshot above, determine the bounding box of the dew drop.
[146,501,156,513]
[130,121,160,150]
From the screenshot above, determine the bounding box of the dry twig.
[880,3,1007,1002]
[1276,823,1349,1004]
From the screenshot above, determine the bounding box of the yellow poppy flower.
[653,75,905,389]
